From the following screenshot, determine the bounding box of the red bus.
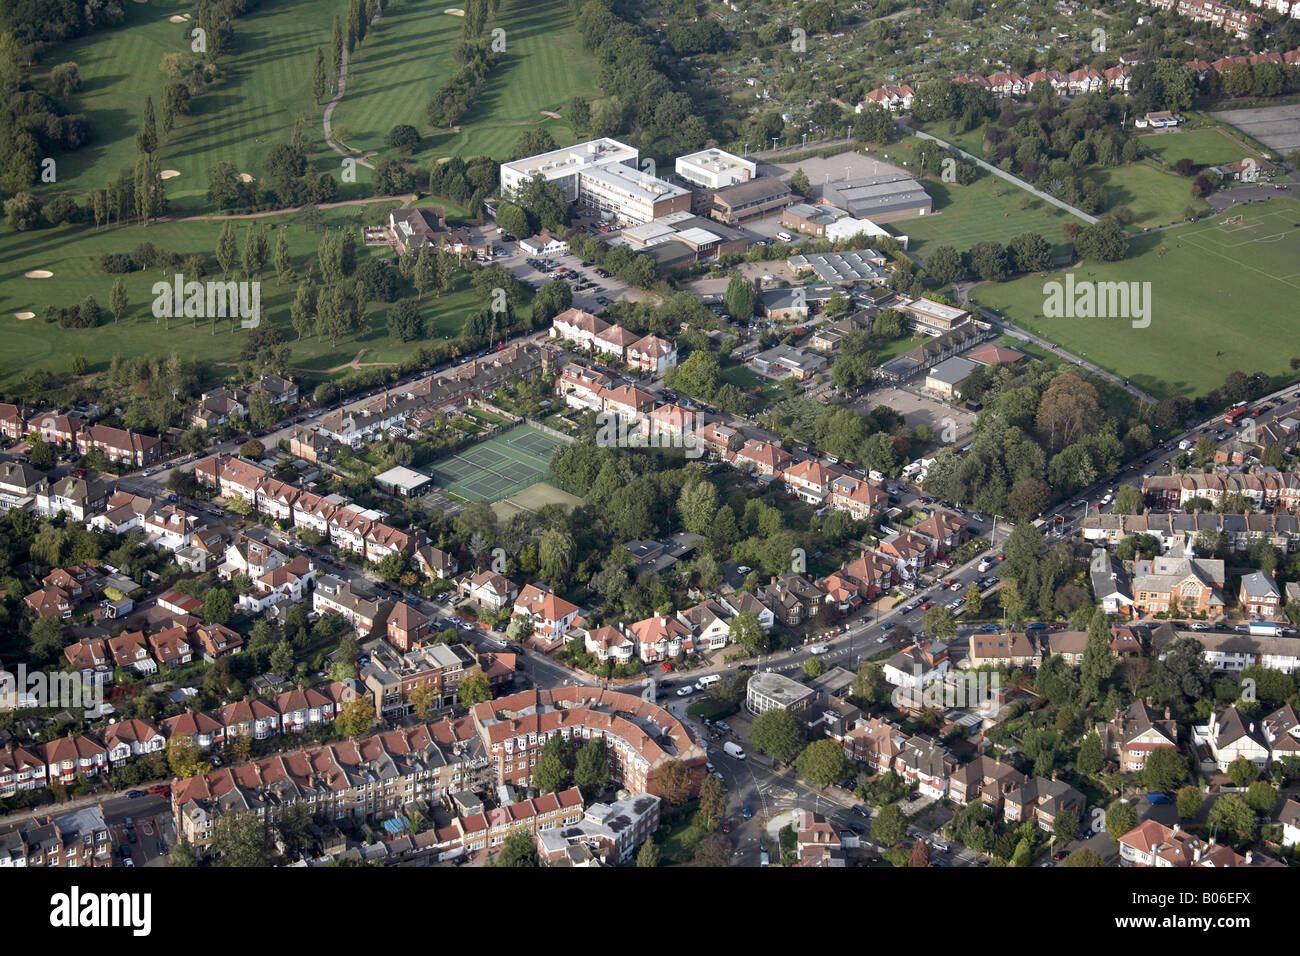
[1224,406,1248,426]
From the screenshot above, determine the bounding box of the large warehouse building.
[820,174,933,223]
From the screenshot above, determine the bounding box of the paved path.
[324,17,382,172]
[911,128,1099,224]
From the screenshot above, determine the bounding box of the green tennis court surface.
[429,425,568,502]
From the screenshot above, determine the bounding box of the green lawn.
[1139,128,1252,169]
[0,208,480,389]
[1083,163,1211,231]
[972,203,1300,399]
[891,164,1084,260]
[333,0,601,163]
[37,0,349,215]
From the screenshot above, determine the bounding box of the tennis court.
[429,424,569,502]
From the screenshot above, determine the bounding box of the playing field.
[0,205,481,390]
[1139,128,1253,168]
[972,202,1300,399]
[892,159,1085,260]
[36,0,348,214]
[332,0,601,162]
[429,424,569,501]
[492,481,584,522]
[1083,163,1211,230]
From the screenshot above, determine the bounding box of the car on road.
[742,805,753,819]
[903,602,920,613]
[808,643,829,655]
[125,789,145,799]
[676,686,694,697]
[852,804,869,817]
[880,622,895,631]
[721,820,732,833]
[147,784,169,796]
[919,602,932,611]
[1025,622,1048,631]
[715,721,732,733]
[157,839,168,856]
[978,623,1000,632]
[736,565,751,575]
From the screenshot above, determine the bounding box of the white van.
[696,674,722,691]
[776,231,793,242]
[724,741,747,760]
[977,559,991,573]
[868,470,884,483]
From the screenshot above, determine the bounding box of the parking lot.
[855,385,976,446]
[492,235,633,312]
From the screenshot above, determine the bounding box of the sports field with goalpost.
[428,424,568,502]
[972,201,1300,398]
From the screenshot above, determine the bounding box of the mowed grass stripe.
[38,0,347,211]
[971,204,1300,399]
[334,0,598,163]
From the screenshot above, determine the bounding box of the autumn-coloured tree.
[909,838,930,867]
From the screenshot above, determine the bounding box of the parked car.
[676,686,694,697]
[125,789,145,799]
[742,804,753,819]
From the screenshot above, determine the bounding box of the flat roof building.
[577,162,691,226]
[675,148,757,190]
[500,137,639,202]
[747,670,816,715]
[821,174,932,223]
[709,177,794,225]
[374,465,432,497]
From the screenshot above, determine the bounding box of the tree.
[494,200,529,241]
[789,167,811,197]
[1207,793,1256,844]
[202,587,233,625]
[136,96,158,155]
[724,273,756,321]
[750,708,803,763]
[699,772,728,828]
[924,605,958,639]
[269,641,294,677]
[110,278,128,324]
[27,616,65,663]
[312,46,328,103]
[1176,785,1202,820]
[1226,755,1258,789]
[1060,848,1103,867]
[1114,485,1144,515]
[1053,808,1079,845]
[1105,799,1138,839]
[274,230,292,285]
[533,734,573,795]
[167,734,211,779]
[871,802,907,847]
[211,810,273,866]
[335,698,376,737]
[729,611,768,654]
[243,223,270,278]
[678,479,719,536]
[217,221,239,277]
[636,839,661,867]
[457,670,491,707]
[794,739,847,786]
[4,193,41,231]
[692,833,733,867]
[1138,746,1188,793]
[574,737,610,796]
[802,656,825,679]
[27,438,55,471]
[924,245,965,285]
[494,830,538,867]
[1244,780,1278,815]
[240,439,265,460]
[657,758,691,806]
[1080,608,1116,703]
[909,838,930,867]
[1076,731,1104,776]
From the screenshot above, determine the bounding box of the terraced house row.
[1142,468,1300,511]
[0,680,359,798]
[168,687,700,856]
[193,454,420,564]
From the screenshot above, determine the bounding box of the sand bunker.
[24,270,52,278]
[445,8,465,15]
[13,312,35,320]
[160,169,181,179]
[436,157,452,164]
[238,172,254,182]
[541,110,561,119]
[168,14,191,22]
